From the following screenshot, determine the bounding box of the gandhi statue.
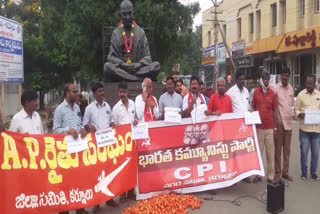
[103,0,160,82]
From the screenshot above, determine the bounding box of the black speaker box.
[267,179,285,214]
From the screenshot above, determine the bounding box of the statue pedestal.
[104,82,166,107]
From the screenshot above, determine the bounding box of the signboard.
[217,42,226,64]
[201,45,215,65]
[0,16,23,83]
[236,55,254,68]
[0,125,137,213]
[136,115,264,200]
[232,40,245,58]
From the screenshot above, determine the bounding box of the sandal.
[252,176,262,183]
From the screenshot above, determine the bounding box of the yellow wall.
[202,0,320,49]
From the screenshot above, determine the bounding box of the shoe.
[106,199,118,207]
[311,174,320,181]
[243,177,252,183]
[127,190,136,200]
[282,175,293,181]
[300,176,306,180]
[92,205,100,213]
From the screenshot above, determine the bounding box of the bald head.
[142,78,153,95]
[120,0,134,29]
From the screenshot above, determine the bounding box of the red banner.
[0,124,137,214]
[136,115,264,200]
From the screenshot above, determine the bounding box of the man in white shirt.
[82,82,117,212]
[113,81,137,126]
[226,71,250,113]
[10,90,44,134]
[135,78,159,122]
[112,81,137,202]
[226,71,251,183]
[182,76,206,118]
[83,82,115,132]
[159,77,183,119]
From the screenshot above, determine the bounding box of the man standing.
[112,81,137,202]
[272,68,294,181]
[9,90,44,134]
[135,78,159,122]
[53,83,87,214]
[83,82,118,212]
[175,79,183,96]
[205,77,233,116]
[159,77,183,119]
[83,82,115,132]
[295,74,320,180]
[182,76,206,118]
[226,71,250,113]
[199,81,210,104]
[252,72,277,183]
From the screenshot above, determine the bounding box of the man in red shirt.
[205,77,233,116]
[252,71,277,183]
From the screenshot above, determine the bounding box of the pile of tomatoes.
[123,193,204,214]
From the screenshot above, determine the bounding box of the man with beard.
[83,82,118,212]
[135,78,159,122]
[199,81,210,104]
[182,76,206,118]
[113,81,138,126]
[272,68,294,181]
[205,77,233,116]
[159,77,183,119]
[103,0,160,82]
[9,90,44,134]
[252,71,277,183]
[175,79,183,96]
[53,83,87,139]
[184,125,194,145]
[295,74,320,181]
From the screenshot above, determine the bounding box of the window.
[281,1,286,23]
[316,0,320,12]
[271,4,277,27]
[249,13,254,33]
[208,31,211,46]
[237,18,241,40]
[256,10,261,32]
[301,0,305,17]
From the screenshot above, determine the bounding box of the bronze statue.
[104,0,160,82]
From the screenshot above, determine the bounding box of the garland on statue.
[120,20,135,64]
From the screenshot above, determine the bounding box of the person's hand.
[298,113,305,119]
[148,98,155,108]
[191,93,198,104]
[80,128,87,139]
[215,110,221,116]
[204,110,211,116]
[142,91,149,103]
[133,120,138,126]
[69,128,78,140]
[274,128,278,140]
[85,124,96,132]
[111,122,116,129]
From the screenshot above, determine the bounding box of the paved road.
[74,122,319,214]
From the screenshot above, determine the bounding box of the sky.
[179,0,213,27]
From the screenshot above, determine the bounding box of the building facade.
[202,0,320,94]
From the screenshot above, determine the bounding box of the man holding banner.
[9,90,44,134]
